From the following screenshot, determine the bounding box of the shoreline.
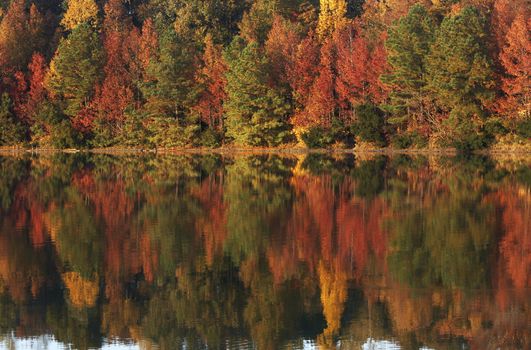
[0,146,530,156]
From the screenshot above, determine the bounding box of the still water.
[0,153,528,350]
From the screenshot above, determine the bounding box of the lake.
[0,153,528,350]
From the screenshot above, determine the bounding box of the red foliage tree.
[335,23,389,116]
[25,53,47,121]
[499,14,530,119]
[287,32,321,125]
[265,15,301,86]
[193,34,228,130]
[303,38,337,127]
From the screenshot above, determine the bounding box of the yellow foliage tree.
[61,0,99,30]
[317,0,348,39]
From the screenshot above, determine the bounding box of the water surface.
[0,153,529,349]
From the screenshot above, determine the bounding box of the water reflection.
[0,153,528,349]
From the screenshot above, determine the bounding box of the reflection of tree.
[388,181,499,289]
[223,155,294,263]
[0,153,527,349]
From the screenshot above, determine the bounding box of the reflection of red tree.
[271,174,388,283]
[191,173,227,266]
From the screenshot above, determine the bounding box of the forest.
[0,0,529,151]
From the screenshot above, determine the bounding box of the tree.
[499,14,530,119]
[141,25,195,119]
[239,0,278,44]
[491,0,527,53]
[382,4,437,131]
[287,32,320,126]
[264,15,301,87]
[317,0,348,39]
[90,0,136,144]
[303,38,337,127]
[426,7,496,123]
[61,0,99,30]
[0,0,47,72]
[193,34,227,131]
[223,37,292,146]
[25,53,47,121]
[46,22,103,118]
[335,22,388,114]
[0,93,25,145]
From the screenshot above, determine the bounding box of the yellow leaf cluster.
[318,261,348,336]
[61,0,99,30]
[317,0,348,39]
[62,271,99,308]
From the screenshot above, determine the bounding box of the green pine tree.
[426,7,496,124]
[382,4,437,129]
[223,36,293,147]
[46,22,103,117]
[0,93,25,146]
[142,25,196,119]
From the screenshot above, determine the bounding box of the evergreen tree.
[426,7,496,122]
[382,4,436,130]
[0,93,25,145]
[223,37,292,146]
[46,22,103,117]
[141,25,195,119]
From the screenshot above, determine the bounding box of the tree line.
[0,0,529,150]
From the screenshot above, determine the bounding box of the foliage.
[0,93,25,145]
[301,118,354,148]
[223,37,293,146]
[426,7,496,121]
[0,0,527,150]
[351,103,387,146]
[46,23,103,117]
[382,4,436,131]
[61,0,100,30]
[317,0,348,39]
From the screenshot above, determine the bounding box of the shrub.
[516,118,531,139]
[391,131,428,149]
[352,104,386,146]
[301,118,354,149]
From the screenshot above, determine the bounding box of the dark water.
[0,153,529,350]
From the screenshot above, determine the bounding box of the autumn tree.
[46,22,103,118]
[239,0,278,44]
[90,0,136,145]
[264,15,301,88]
[223,37,292,146]
[0,0,47,73]
[193,34,227,131]
[287,32,320,125]
[499,14,530,119]
[303,38,337,127]
[317,0,348,39]
[335,22,388,116]
[61,0,99,30]
[382,4,437,131]
[24,52,47,121]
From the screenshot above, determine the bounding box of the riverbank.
[1,145,530,156]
